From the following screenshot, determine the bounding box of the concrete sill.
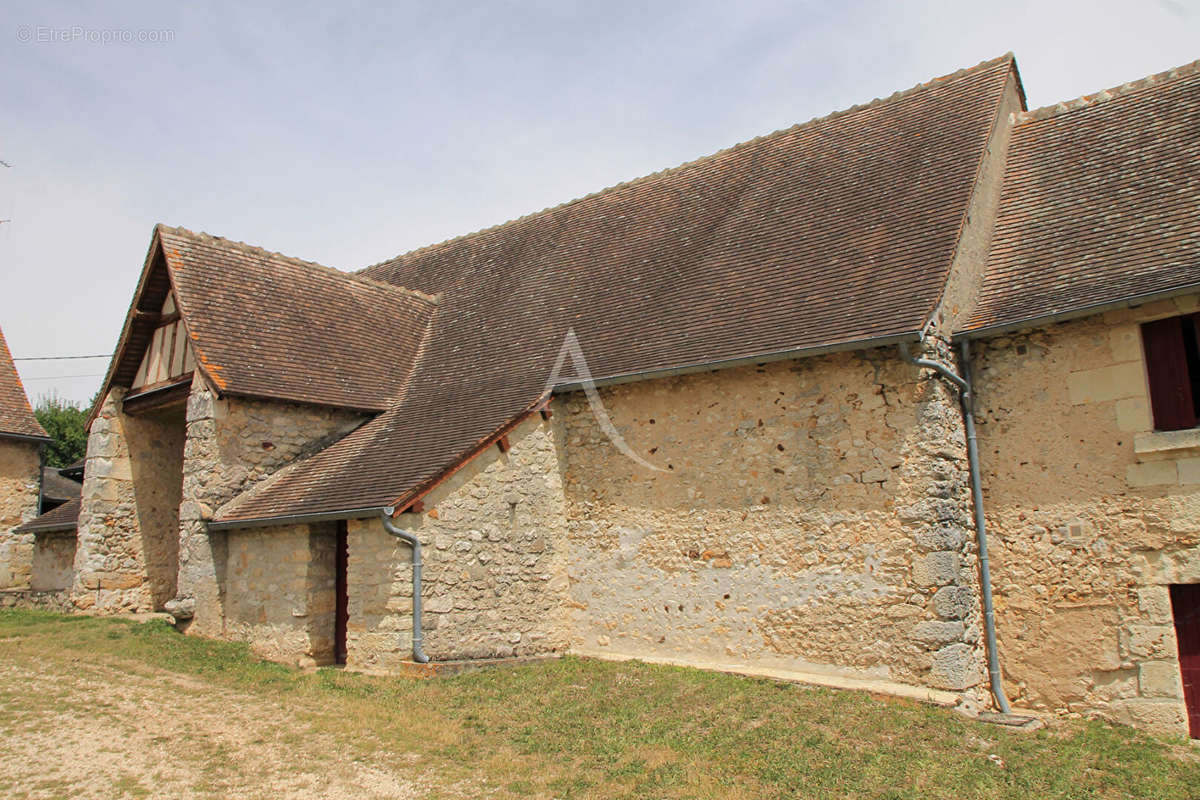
[1134,428,1200,455]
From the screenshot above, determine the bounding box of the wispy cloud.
[2,0,1197,404]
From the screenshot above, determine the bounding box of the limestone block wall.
[0,437,41,589]
[73,388,186,612]
[563,344,988,696]
[346,415,571,671]
[178,374,366,636]
[972,296,1200,736]
[225,521,337,666]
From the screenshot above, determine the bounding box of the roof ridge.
[1016,58,1200,124]
[156,224,439,305]
[359,53,1016,274]
[0,324,49,440]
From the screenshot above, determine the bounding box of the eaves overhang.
[957,282,1200,341]
[0,430,52,445]
[207,505,390,531]
[550,330,925,394]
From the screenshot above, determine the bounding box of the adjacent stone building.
[0,325,54,602]
[10,53,1200,738]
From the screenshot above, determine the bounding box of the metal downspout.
[380,509,430,663]
[899,341,1011,713]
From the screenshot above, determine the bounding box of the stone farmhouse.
[0,326,51,592]
[3,53,1200,738]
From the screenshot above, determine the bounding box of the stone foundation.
[0,587,73,613]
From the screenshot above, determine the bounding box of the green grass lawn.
[0,608,1196,799]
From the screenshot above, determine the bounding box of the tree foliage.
[34,393,89,468]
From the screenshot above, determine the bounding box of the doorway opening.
[334,521,349,665]
[124,394,188,609]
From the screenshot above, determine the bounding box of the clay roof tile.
[0,325,49,441]
[962,59,1200,335]
[216,54,1018,523]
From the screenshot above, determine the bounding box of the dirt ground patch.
[1,610,1198,800]
[0,656,459,799]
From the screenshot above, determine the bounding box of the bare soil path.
[2,611,1198,800]
[0,649,458,799]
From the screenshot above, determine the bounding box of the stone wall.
[73,374,364,622]
[0,587,74,612]
[225,521,337,665]
[972,296,1200,735]
[31,532,76,592]
[562,343,988,697]
[177,374,366,636]
[0,437,41,589]
[73,388,186,612]
[346,415,571,671]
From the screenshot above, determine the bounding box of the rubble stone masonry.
[0,438,41,589]
[73,387,185,612]
[973,294,1200,736]
[52,297,1200,737]
[224,521,338,665]
[73,375,364,621]
[562,343,989,698]
[346,415,571,671]
[178,374,365,636]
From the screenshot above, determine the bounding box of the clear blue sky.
[3,0,1198,405]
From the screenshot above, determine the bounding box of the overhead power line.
[14,354,110,361]
[23,373,106,381]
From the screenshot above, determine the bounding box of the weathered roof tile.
[962,60,1200,336]
[96,227,438,413]
[16,497,79,534]
[217,54,1017,522]
[0,325,49,441]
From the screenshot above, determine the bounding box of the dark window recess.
[334,521,349,666]
[1141,315,1200,431]
[1169,584,1200,738]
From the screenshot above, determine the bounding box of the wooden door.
[334,522,349,665]
[1170,583,1200,738]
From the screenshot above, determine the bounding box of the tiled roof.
[41,467,82,504]
[216,54,1017,523]
[96,226,439,414]
[16,497,79,534]
[60,458,85,480]
[962,60,1200,336]
[0,325,49,441]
